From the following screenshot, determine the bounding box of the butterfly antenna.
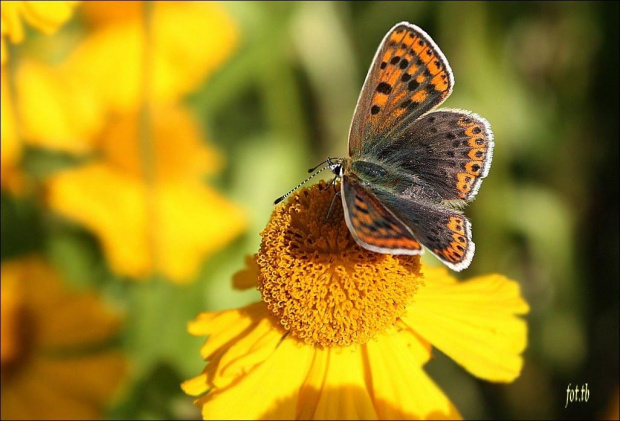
[307,159,328,173]
[274,165,329,205]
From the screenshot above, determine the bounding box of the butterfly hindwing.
[349,22,454,157]
[341,175,422,255]
[368,110,494,203]
[358,184,475,271]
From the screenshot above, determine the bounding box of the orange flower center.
[257,181,422,347]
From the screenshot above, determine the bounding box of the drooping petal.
[199,338,315,420]
[209,316,285,390]
[302,346,379,420]
[181,373,208,397]
[365,332,461,420]
[403,268,529,382]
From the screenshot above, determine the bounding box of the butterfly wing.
[351,180,475,271]
[348,22,454,158]
[341,174,423,255]
[372,110,494,203]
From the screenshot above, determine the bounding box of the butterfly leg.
[324,190,342,223]
[320,174,339,191]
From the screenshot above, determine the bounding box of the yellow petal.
[210,316,284,390]
[15,59,103,154]
[232,255,259,290]
[403,271,529,382]
[156,180,246,282]
[33,352,125,405]
[98,105,222,181]
[200,338,315,420]
[1,2,26,44]
[392,319,433,365]
[0,257,125,420]
[35,292,122,350]
[365,332,461,419]
[65,2,237,112]
[1,270,23,365]
[81,1,141,26]
[20,1,79,35]
[1,70,24,192]
[1,36,7,64]
[46,165,245,282]
[1,257,122,350]
[302,346,379,420]
[190,303,267,357]
[2,359,102,420]
[181,373,208,397]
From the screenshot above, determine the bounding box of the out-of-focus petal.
[47,165,245,282]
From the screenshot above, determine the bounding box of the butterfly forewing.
[348,22,454,158]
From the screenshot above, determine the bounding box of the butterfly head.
[327,157,345,178]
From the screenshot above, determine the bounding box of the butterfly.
[275,22,494,271]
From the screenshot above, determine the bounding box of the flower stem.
[138,1,160,279]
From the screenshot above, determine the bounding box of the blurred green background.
[1,1,618,419]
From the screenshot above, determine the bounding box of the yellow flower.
[46,106,245,283]
[0,70,24,193]
[13,58,104,154]
[182,183,529,419]
[1,1,80,64]
[65,1,238,112]
[0,256,126,419]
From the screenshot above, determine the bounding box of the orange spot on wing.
[457,173,473,197]
[411,38,425,54]
[412,91,428,103]
[403,32,416,45]
[465,161,482,176]
[432,73,450,91]
[428,59,442,75]
[468,148,486,161]
[447,216,465,235]
[373,93,388,108]
[387,71,402,86]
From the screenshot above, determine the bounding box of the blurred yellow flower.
[0,71,24,192]
[65,1,238,112]
[1,1,79,64]
[0,257,126,420]
[94,106,222,182]
[46,106,245,283]
[182,183,529,419]
[14,58,104,154]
